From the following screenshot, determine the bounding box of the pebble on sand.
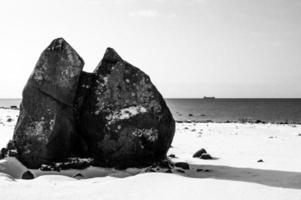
[193,148,207,158]
[175,162,190,170]
[21,171,34,180]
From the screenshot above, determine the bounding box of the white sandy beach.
[0,108,301,200]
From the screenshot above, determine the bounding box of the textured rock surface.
[12,38,84,168]
[80,48,175,168]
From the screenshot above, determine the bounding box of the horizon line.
[1,97,301,99]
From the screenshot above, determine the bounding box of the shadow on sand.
[175,164,301,190]
[1,157,301,190]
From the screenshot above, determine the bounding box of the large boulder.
[80,48,175,168]
[12,38,84,168]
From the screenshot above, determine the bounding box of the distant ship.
[203,96,215,99]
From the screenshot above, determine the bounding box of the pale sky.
[0,0,300,98]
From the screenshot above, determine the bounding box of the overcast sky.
[0,0,300,98]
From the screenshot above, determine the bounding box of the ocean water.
[166,98,301,123]
[1,98,301,123]
[0,99,21,108]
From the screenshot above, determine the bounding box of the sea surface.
[1,98,301,123]
[166,98,301,123]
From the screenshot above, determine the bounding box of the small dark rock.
[297,133,301,136]
[0,148,8,158]
[200,153,212,160]
[202,120,213,123]
[10,105,18,109]
[73,173,84,178]
[39,158,94,171]
[257,159,264,163]
[53,165,61,172]
[196,169,203,172]
[193,148,207,158]
[6,118,13,122]
[176,169,185,173]
[168,154,176,158]
[158,159,173,169]
[40,164,53,171]
[22,171,34,180]
[7,140,16,150]
[145,168,156,173]
[175,162,190,170]
[204,169,211,172]
[151,158,174,169]
[255,120,265,124]
[188,113,194,117]
[8,149,18,157]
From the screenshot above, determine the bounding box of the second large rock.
[80,48,175,168]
